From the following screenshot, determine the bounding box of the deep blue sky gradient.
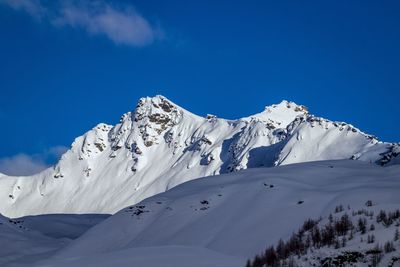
[1,0,399,161]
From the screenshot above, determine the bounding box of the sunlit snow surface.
[1,160,398,266]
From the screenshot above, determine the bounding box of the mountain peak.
[135,95,184,114]
[134,95,183,124]
[271,100,307,111]
[129,95,184,147]
[243,100,308,128]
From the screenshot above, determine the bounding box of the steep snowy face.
[0,95,397,217]
[275,115,387,165]
[60,96,309,179]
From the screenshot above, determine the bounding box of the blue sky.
[0,0,399,174]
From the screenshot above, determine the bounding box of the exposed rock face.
[377,143,400,165]
[109,96,184,150]
[134,96,183,146]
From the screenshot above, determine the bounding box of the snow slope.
[0,215,65,267]
[0,96,397,217]
[0,214,109,267]
[23,160,400,267]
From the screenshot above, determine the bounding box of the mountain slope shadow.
[0,213,110,267]
[14,213,111,239]
[219,131,242,173]
[246,142,285,168]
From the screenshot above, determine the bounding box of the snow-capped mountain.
[0,95,397,217]
[8,160,397,267]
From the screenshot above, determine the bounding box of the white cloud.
[0,145,68,176]
[1,0,161,46]
[46,145,68,159]
[0,154,48,176]
[1,0,46,18]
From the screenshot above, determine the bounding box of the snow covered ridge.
[0,95,398,217]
